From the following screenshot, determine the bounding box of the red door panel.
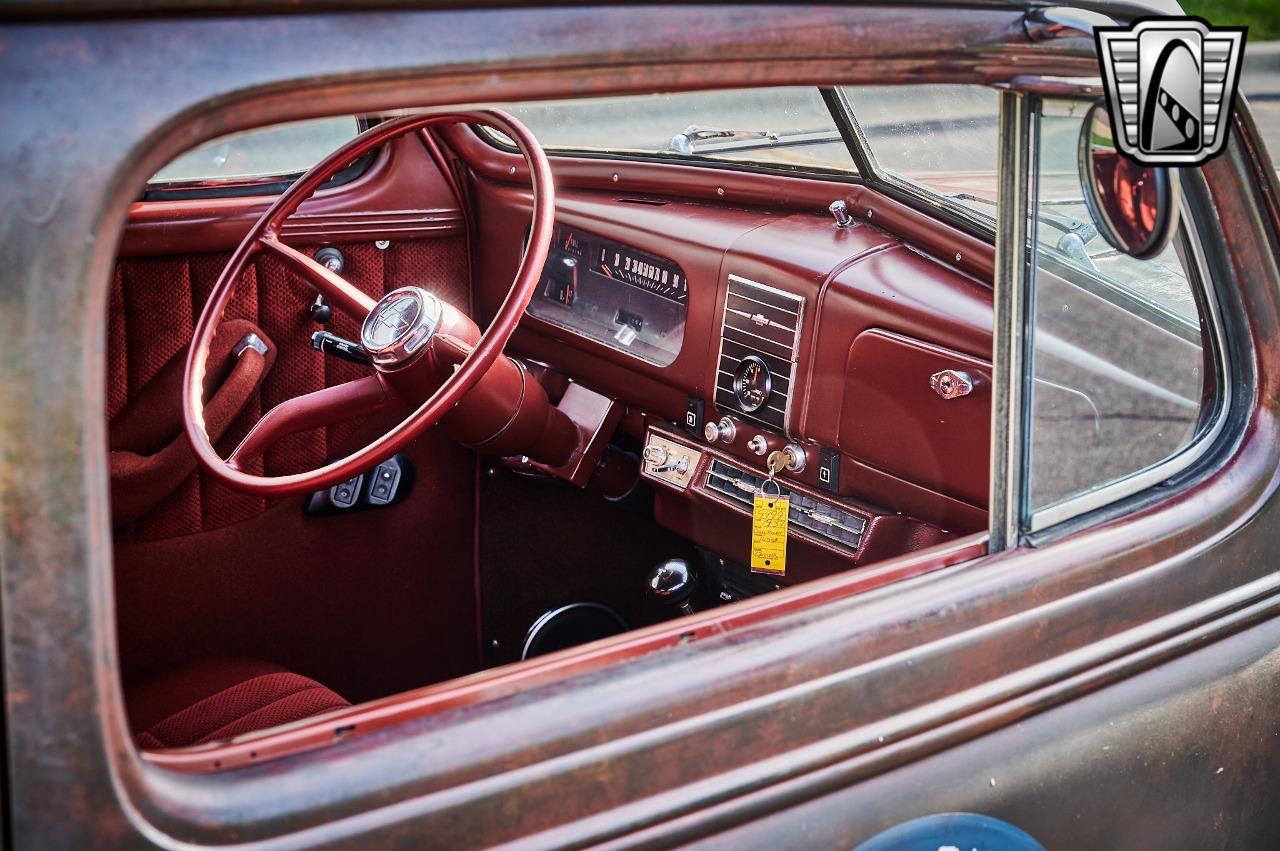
[108,131,480,703]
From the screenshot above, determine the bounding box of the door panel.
[108,236,468,541]
[108,131,481,703]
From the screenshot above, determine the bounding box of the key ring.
[759,476,783,497]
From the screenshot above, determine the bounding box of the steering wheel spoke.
[185,109,554,496]
[259,236,376,320]
[227,375,396,471]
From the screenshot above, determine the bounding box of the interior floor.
[478,452,700,668]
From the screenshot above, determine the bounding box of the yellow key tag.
[751,481,789,576]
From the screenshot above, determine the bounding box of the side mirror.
[1078,100,1180,259]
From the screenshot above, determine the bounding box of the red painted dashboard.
[469,165,994,553]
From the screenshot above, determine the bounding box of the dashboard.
[528,225,688,366]
[474,182,997,553]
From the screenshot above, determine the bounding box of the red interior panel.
[121,135,463,257]
[108,237,468,541]
[467,171,994,528]
[112,129,480,707]
[840,330,992,506]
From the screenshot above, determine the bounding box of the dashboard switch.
[329,474,364,509]
[642,433,702,490]
[367,458,403,506]
[817,448,842,493]
[684,396,706,434]
[703,416,737,444]
[747,435,770,456]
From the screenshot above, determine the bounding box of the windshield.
[842,84,1000,211]
[483,87,857,173]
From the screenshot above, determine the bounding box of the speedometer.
[597,246,687,303]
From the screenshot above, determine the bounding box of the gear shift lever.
[647,558,697,616]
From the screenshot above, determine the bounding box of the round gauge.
[732,355,773,413]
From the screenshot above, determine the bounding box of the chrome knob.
[930,369,975,400]
[703,416,737,444]
[647,558,696,615]
[642,443,670,466]
[829,199,855,229]
[747,435,769,456]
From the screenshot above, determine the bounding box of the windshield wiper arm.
[668,125,842,156]
[945,192,1101,272]
[946,192,1098,241]
[669,125,778,154]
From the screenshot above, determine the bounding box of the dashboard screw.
[716,187,725,196]
[866,208,874,219]
[508,165,517,175]
[955,252,963,262]
[375,239,390,250]
[611,172,620,183]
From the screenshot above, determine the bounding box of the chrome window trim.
[988,91,1038,552]
[1025,182,1232,533]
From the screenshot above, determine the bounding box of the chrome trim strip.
[725,289,800,315]
[988,91,1037,552]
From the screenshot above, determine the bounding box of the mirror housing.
[1078,100,1179,259]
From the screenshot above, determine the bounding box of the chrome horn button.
[360,286,442,370]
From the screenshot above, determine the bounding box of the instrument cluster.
[528,225,688,366]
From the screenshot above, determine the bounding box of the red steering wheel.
[183,110,554,496]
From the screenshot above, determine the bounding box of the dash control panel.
[641,434,703,490]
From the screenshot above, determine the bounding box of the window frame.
[140,116,378,201]
[471,87,866,184]
[833,85,1006,242]
[990,90,1235,542]
[1026,195,1233,533]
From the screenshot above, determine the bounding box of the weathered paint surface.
[1,3,1279,849]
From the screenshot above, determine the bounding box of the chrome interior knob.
[703,416,737,444]
[747,435,769,456]
[642,443,670,466]
[647,558,697,615]
[930,369,975,400]
[829,199,855,229]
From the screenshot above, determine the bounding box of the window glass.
[149,116,360,184]
[484,88,856,173]
[841,84,1000,212]
[1027,98,1207,516]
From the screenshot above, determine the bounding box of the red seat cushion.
[126,657,349,749]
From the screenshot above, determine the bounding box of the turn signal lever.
[647,559,697,617]
[311,330,372,366]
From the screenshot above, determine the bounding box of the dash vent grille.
[705,459,866,552]
[714,275,804,431]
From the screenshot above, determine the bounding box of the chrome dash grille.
[714,275,804,432]
[705,460,866,552]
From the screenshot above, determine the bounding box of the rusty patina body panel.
[1,2,1278,848]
